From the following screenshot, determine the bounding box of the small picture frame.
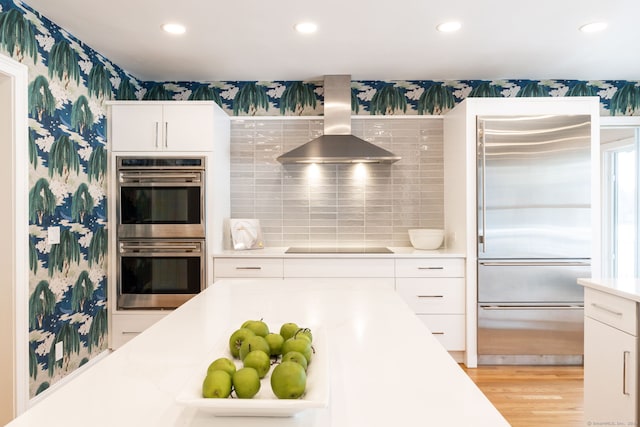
[230,219,264,250]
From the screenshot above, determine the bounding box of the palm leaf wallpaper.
[1,0,640,400]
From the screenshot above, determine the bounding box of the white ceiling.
[22,0,640,82]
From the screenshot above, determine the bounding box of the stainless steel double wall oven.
[116,157,206,310]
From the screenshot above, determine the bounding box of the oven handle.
[120,243,202,252]
[119,172,202,182]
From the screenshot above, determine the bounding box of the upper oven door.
[118,169,205,238]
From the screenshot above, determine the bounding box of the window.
[601,128,639,277]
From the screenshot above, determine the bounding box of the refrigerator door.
[477,302,584,364]
[478,259,590,303]
[477,114,592,259]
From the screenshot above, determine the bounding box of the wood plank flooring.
[461,365,584,427]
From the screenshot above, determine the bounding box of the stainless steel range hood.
[277,75,401,164]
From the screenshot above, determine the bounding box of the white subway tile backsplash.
[229,117,444,247]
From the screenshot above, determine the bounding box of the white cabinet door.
[111,104,163,151]
[283,258,395,278]
[213,258,284,280]
[110,103,214,152]
[584,316,637,425]
[110,313,167,349]
[163,104,214,151]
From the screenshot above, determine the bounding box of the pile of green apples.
[202,319,314,400]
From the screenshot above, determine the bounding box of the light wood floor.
[462,365,584,427]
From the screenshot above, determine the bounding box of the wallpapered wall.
[1,0,640,399]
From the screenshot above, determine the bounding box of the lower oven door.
[118,239,204,310]
[478,303,584,365]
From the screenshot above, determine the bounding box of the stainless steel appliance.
[476,114,592,365]
[117,156,205,239]
[116,156,207,310]
[118,239,205,310]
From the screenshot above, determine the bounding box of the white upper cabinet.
[109,102,216,152]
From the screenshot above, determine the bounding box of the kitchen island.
[8,279,508,426]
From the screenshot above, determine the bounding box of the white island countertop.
[8,279,507,427]
[578,277,640,302]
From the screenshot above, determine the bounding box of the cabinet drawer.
[396,278,465,314]
[396,258,464,278]
[284,258,395,278]
[417,314,466,351]
[214,258,283,278]
[110,313,167,349]
[585,288,637,336]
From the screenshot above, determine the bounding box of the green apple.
[241,319,270,337]
[281,350,308,372]
[232,367,261,398]
[271,361,306,399]
[295,327,313,343]
[265,333,285,356]
[202,370,232,398]
[279,322,299,341]
[228,328,255,358]
[281,337,312,364]
[207,357,236,377]
[242,350,271,378]
[239,335,270,361]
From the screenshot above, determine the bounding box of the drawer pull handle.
[432,332,445,335]
[236,267,262,270]
[122,331,140,335]
[418,295,444,299]
[591,303,623,317]
[418,266,444,270]
[623,351,631,396]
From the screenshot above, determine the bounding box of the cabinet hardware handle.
[418,266,444,270]
[623,351,631,396]
[122,331,140,335]
[154,122,159,148]
[236,267,262,270]
[418,295,444,298]
[164,122,169,148]
[432,332,445,335]
[590,303,623,317]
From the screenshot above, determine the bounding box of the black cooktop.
[285,247,393,254]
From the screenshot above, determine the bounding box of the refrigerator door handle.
[480,304,584,310]
[479,261,591,267]
[478,118,487,254]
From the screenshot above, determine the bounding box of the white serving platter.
[175,325,329,417]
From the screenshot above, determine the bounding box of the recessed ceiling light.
[294,22,318,34]
[436,21,462,33]
[161,23,186,35]
[579,22,607,33]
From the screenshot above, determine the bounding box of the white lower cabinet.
[395,258,465,352]
[283,258,395,279]
[111,313,167,349]
[214,258,283,280]
[584,288,638,425]
[212,255,466,351]
[417,314,466,351]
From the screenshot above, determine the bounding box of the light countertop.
[8,279,506,427]
[578,277,640,303]
[214,246,465,258]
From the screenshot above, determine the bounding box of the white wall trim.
[0,53,29,416]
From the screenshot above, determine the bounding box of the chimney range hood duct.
[277,75,401,164]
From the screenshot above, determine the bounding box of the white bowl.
[408,229,444,250]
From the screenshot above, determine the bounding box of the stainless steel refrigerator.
[476,114,592,365]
